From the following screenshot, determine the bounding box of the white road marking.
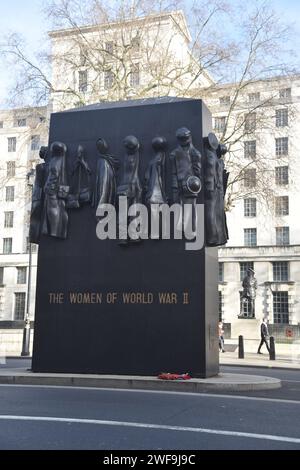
[282,380,300,384]
[0,415,299,444]
[0,383,299,405]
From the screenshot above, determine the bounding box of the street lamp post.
[21,242,32,356]
[21,169,35,357]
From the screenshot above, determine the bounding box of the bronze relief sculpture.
[117,136,142,202]
[92,138,119,218]
[203,133,229,247]
[67,144,92,209]
[170,127,202,233]
[29,146,49,244]
[144,136,168,206]
[42,141,69,239]
[117,135,142,244]
[30,127,230,248]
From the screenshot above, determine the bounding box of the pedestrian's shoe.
[222,350,226,353]
[257,351,263,354]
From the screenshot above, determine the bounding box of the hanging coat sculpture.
[67,144,92,209]
[42,141,69,239]
[92,138,119,219]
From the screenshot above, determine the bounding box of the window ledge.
[264,281,295,285]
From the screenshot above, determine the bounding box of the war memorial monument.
[30,97,229,378]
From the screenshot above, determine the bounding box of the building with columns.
[203,75,300,343]
[0,107,47,354]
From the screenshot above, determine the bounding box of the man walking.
[257,318,270,354]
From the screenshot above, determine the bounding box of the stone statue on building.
[240,268,257,318]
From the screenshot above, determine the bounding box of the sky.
[0,0,299,108]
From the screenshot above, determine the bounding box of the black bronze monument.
[32,97,227,378]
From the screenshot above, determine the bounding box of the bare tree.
[0,0,297,210]
[193,1,297,213]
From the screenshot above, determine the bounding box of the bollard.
[238,335,244,359]
[269,336,276,360]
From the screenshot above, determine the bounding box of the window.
[240,292,255,318]
[240,262,254,282]
[17,267,27,284]
[273,292,289,324]
[244,198,256,217]
[16,118,27,127]
[245,113,256,132]
[0,267,3,285]
[104,70,114,89]
[26,237,37,254]
[275,196,289,216]
[219,262,224,282]
[244,141,256,159]
[219,96,230,106]
[273,261,289,281]
[3,238,12,254]
[248,92,260,102]
[275,137,288,156]
[276,227,290,246]
[130,63,140,87]
[105,41,114,54]
[78,70,88,93]
[14,293,26,320]
[31,135,40,151]
[276,109,288,127]
[244,169,256,188]
[244,228,257,247]
[131,35,140,52]
[6,161,15,178]
[279,88,291,100]
[219,291,224,322]
[4,211,14,228]
[275,166,288,185]
[8,137,16,152]
[214,116,226,132]
[5,186,15,202]
[0,121,3,128]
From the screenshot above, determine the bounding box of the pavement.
[219,350,300,370]
[1,350,299,393]
[0,357,281,392]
